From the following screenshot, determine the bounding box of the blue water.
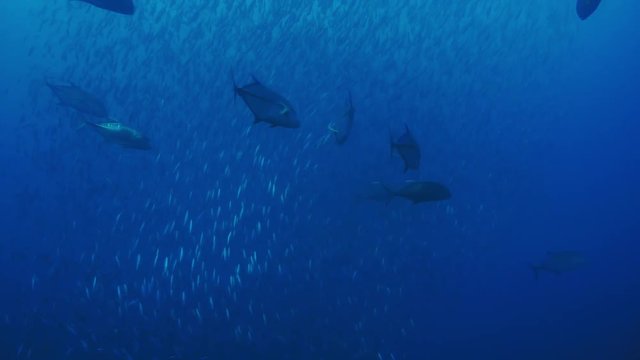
[1,1,639,359]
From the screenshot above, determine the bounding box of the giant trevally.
[46,81,109,119]
[383,181,451,204]
[74,0,135,15]
[390,124,421,172]
[530,251,586,279]
[576,0,602,20]
[83,120,151,150]
[328,91,355,145]
[233,74,300,129]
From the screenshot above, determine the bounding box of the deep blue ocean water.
[1,1,639,359]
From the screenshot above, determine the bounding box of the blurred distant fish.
[383,181,451,204]
[390,124,421,172]
[46,81,109,118]
[233,74,300,129]
[84,120,151,150]
[74,0,135,15]
[530,251,586,279]
[576,0,602,20]
[328,91,355,145]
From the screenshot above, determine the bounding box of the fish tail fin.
[529,264,540,280]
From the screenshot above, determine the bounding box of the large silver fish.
[233,75,300,129]
[391,125,421,173]
[530,251,586,279]
[84,120,151,150]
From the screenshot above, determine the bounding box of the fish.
[390,124,421,172]
[74,0,135,15]
[383,181,451,204]
[328,91,355,145]
[46,81,109,118]
[233,74,300,129]
[530,251,586,279]
[576,0,602,20]
[83,120,151,150]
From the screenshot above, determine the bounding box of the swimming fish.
[46,81,109,118]
[576,0,602,20]
[530,251,586,279]
[233,74,300,129]
[328,91,355,145]
[383,181,451,204]
[74,0,135,15]
[84,120,151,150]
[390,124,421,172]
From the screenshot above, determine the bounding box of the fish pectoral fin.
[279,103,289,115]
[328,124,339,134]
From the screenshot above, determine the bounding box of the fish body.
[576,0,602,20]
[46,82,109,118]
[386,181,451,204]
[531,251,586,279]
[85,121,151,150]
[76,0,135,15]
[391,125,421,172]
[328,92,355,145]
[234,76,300,129]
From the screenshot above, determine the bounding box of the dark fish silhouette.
[391,124,421,172]
[383,181,451,204]
[576,0,602,20]
[233,75,300,129]
[75,0,135,15]
[328,91,355,145]
[84,120,151,150]
[530,251,586,279]
[46,81,109,118]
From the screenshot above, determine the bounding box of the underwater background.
[1,0,639,359]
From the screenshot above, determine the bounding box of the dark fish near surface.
[328,91,355,145]
[530,251,586,279]
[46,81,109,118]
[576,0,602,20]
[233,75,300,129]
[391,124,421,172]
[84,120,151,150]
[75,0,135,15]
[384,181,451,204]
